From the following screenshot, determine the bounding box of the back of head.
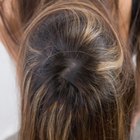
[18,1,135,140]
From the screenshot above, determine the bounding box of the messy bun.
[17,1,135,140]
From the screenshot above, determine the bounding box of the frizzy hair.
[0,0,135,140]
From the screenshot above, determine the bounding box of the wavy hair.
[0,0,135,140]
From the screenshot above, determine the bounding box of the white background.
[0,43,19,140]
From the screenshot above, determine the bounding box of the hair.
[0,0,135,140]
[129,0,140,112]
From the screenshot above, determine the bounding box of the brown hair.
[0,0,135,140]
[129,1,140,113]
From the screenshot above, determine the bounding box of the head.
[0,0,135,140]
[17,1,135,140]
